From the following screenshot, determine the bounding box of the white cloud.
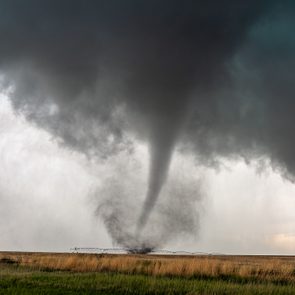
[1,93,295,254]
[0,95,110,251]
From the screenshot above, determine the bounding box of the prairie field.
[1,252,295,294]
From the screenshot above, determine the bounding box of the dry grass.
[1,252,295,283]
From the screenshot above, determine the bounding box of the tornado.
[2,0,293,249]
[137,123,178,230]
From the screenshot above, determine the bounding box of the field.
[1,252,295,294]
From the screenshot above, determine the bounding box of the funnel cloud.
[1,0,295,249]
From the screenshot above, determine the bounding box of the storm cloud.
[1,0,295,248]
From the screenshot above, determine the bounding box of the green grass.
[1,264,295,295]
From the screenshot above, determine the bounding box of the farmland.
[1,252,295,294]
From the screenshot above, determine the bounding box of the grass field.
[1,252,295,294]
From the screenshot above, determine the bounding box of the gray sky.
[1,94,295,254]
[1,1,295,253]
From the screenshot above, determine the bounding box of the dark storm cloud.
[1,0,294,247]
[184,1,295,179]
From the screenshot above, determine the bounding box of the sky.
[1,95,295,254]
[1,1,295,254]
